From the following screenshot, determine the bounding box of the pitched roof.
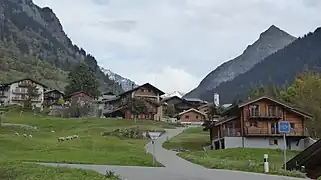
[178,108,206,116]
[67,91,92,98]
[117,83,165,97]
[44,89,64,95]
[161,95,182,102]
[198,102,214,109]
[103,91,115,96]
[215,116,238,126]
[184,98,207,103]
[3,78,48,88]
[238,96,313,119]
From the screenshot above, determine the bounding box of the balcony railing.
[221,128,241,137]
[12,89,27,94]
[12,96,26,101]
[246,127,308,136]
[12,97,42,102]
[18,82,32,87]
[249,111,282,119]
[246,127,269,135]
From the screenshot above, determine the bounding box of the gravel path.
[1,123,37,129]
[39,128,305,180]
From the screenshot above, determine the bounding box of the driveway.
[40,128,305,180]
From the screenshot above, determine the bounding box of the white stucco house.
[0,78,48,108]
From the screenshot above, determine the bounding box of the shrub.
[104,170,121,180]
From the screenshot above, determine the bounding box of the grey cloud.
[33,0,321,92]
[98,20,137,32]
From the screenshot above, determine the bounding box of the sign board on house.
[279,121,291,133]
[148,132,162,140]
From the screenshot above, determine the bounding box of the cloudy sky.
[33,0,321,93]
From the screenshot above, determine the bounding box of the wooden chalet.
[205,96,313,150]
[178,108,206,126]
[162,96,195,116]
[103,83,165,120]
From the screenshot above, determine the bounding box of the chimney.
[214,93,219,107]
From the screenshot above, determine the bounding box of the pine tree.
[65,63,100,98]
[24,84,40,108]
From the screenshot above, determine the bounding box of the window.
[196,115,199,119]
[250,104,259,116]
[185,115,189,119]
[148,89,152,92]
[268,105,276,116]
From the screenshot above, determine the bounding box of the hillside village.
[1,0,321,180]
[1,75,321,179]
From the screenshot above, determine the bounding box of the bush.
[104,170,121,180]
[102,126,165,139]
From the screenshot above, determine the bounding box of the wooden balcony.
[246,127,270,136]
[245,127,308,137]
[12,97,42,102]
[18,81,33,87]
[248,111,282,119]
[12,89,27,94]
[221,128,241,137]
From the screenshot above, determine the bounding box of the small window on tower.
[185,115,189,119]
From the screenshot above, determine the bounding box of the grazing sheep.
[23,134,27,137]
[51,130,55,133]
[57,137,65,142]
[14,132,20,136]
[72,135,79,139]
[65,136,73,140]
[29,134,32,138]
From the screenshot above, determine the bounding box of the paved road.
[39,128,305,180]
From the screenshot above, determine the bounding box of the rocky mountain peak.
[260,25,293,39]
[184,25,296,99]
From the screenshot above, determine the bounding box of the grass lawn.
[163,127,210,151]
[0,161,118,180]
[0,109,176,167]
[179,148,306,178]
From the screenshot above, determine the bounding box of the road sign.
[278,121,290,170]
[148,132,161,140]
[279,121,291,133]
[147,131,162,167]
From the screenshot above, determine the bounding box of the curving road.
[39,128,305,180]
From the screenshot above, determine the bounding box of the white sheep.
[57,137,65,142]
[65,136,73,140]
[72,135,79,139]
[14,132,20,136]
[29,134,32,138]
[51,130,55,133]
[23,134,27,137]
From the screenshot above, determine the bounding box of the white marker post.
[264,154,269,173]
[148,131,161,166]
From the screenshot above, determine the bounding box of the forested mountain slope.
[200,27,321,104]
[0,0,124,93]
